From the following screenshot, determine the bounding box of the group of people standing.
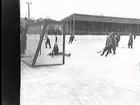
[100,32,135,57]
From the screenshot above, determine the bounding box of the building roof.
[61,13,140,24]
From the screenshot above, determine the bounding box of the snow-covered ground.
[21,35,140,105]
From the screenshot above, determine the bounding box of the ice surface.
[21,35,140,105]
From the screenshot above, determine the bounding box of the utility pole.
[26,2,32,20]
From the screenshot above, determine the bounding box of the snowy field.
[21,35,140,105]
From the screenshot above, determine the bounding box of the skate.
[100,53,104,56]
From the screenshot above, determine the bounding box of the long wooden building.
[61,13,140,35]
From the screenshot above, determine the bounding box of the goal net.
[21,19,65,67]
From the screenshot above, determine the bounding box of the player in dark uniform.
[49,43,70,57]
[20,24,27,55]
[55,35,57,43]
[133,33,136,40]
[45,35,51,48]
[128,33,133,48]
[100,33,112,57]
[110,33,117,54]
[68,34,75,44]
[115,32,121,47]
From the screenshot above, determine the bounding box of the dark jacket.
[116,34,120,42]
[110,36,117,50]
[129,35,133,42]
[106,37,112,47]
[52,44,59,55]
[46,37,50,43]
[55,36,57,43]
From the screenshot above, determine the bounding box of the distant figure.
[128,33,133,48]
[100,33,112,57]
[55,35,57,43]
[45,35,51,48]
[133,34,136,40]
[68,34,75,44]
[115,32,121,47]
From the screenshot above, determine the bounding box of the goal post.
[32,19,48,66]
[62,21,66,64]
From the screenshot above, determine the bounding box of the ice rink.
[21,35,140,105]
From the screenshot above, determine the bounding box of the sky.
[20,0,140,21]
